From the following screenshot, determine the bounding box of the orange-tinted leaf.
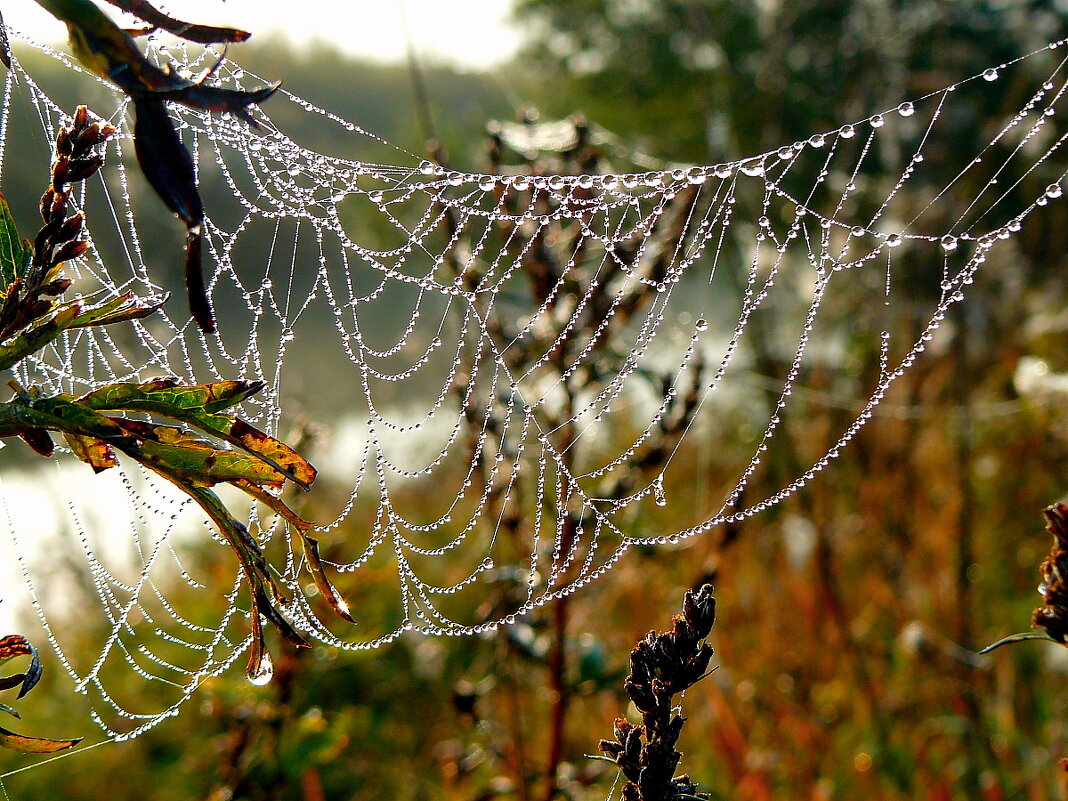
[0,726,81,754]
[298,531,356,624]
[231,419,317,489]
[62,432,117,472]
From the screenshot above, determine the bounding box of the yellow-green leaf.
[62,432,117,472]
[0,194,31,292]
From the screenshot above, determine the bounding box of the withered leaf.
[0,727,81,754]
[101,0,251,43]
[63,432,117,472]
[18,427,55,457]
[0,635,42,699]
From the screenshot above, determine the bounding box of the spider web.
[0,28,1066,742]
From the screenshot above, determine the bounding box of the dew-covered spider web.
[1,27,1067,743]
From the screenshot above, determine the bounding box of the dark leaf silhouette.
[0,635,81,753]
[100,0,251,44]
[34,0,280,331]
[0,9,9,69]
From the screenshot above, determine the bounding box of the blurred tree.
[514,0,1068,163]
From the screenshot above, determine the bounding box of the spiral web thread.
[0,29,1066,742]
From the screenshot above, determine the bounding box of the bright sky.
[3,0,522,68]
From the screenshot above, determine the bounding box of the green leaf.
[119,420,291,488]
[0,306,80,370]
[24,393,128,442]
[0,194,31,293]
[82,380,316,488]
[0,726,81,754]
[67,291,164,328]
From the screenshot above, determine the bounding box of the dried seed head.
[1033,504,1068,643]
[51,239,90,266]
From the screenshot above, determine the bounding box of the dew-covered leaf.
[81,380,315,488]
[67,291,163,328]
[297,531,355,624]
[63,432,117,472]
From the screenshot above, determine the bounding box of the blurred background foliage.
[5,1,1068,799]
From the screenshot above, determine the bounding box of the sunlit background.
[2,0,520,67]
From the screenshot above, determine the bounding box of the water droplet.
[368,190,384,204]
[1008,218,1022,232]
[886,233,903,248]
[1046,183,1063,199]
[653,480,667,507]
[839,124,856,139]
[714,164,732,178]
[695,318,709,332]
[897,102,915,117]
[247,650,274,686]
[686,167,707,185]
[577,174,594,189]
[419,160,436,174]
[740,159,765,177]
[479,177,497,192]
[513,176,530,190]
[870,114,885,128]
[851,225,865,237]
[808,134,826,148]
[982,68,999,82]
[777,146,795,161]
[940,235,958,251]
